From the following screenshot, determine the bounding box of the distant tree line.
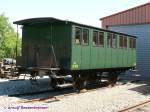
[0,14,21,59]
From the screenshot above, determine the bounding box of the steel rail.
[119,100,150,112]
[8,82,124,103]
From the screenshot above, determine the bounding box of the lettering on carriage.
[72,62,79,69]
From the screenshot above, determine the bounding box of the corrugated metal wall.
[101,3,150,28]
[108,24,150,77]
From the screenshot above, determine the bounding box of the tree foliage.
[0,14,21,59]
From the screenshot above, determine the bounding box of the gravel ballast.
[0,77,150,112]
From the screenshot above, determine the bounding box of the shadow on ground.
[129,84,150,95]
[0,76,108,102]
[0,78,52,96]
[119,70,150,95]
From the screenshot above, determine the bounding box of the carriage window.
[93,31,98,46]
[75,27,82,44]
[107,33,112,48]
[133,38,136,48]
[112,34,117,48]
[130,38,136,48]
[99,32,104,47]
[124,37,127,48]
[129,38,133,48]
[82,29,89,45]
[119,35,123,48]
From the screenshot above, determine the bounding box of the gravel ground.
[0,74,150,112]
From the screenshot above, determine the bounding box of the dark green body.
[22,23,71,69]
[17,18,136,72]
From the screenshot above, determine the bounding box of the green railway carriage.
[14,17,136,90]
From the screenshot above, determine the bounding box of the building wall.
[108,24,150,77]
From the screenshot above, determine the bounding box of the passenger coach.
[14,17,136,90]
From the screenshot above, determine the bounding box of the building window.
[82,29,89,45]
[93,31,98,46]
[107,33,112,48]
[119,35,123,48]
[112,34,117,48]
[75,27,82,44]
[99,32,104,47]
[124,37,127,48]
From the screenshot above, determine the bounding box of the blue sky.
[1,0,149,30]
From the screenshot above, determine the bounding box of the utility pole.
[0,29,3,48]
[0,28,4,59]
[15,25,18,59]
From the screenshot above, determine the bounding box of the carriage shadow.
[0,76,108,102]
[0,77,52,96]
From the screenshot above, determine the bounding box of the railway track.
[15,88,100,104]
[8,82,110,103]
[119,100,150,112]
[8,80,132,104]
[9,86,74,103]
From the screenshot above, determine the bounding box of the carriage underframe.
[15,66,133,91]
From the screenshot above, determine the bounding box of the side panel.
[81,45,91,69]
[97,47,105,68]
[116,35,121,67]
[71,25,92,70]
[118,49,123,67]
[122,48,126,67]
[52,23,72,69]
[81,28,91,69]
[111,48,117,67]
[111,34,118,68]
[105,32,112,68]
[97,32,106,68]
[71,26,82,70]
[126,38,130,67]
[90,47,99,69]
[90,29,99,69]
[133,49,136,66]
[90,30,105,69]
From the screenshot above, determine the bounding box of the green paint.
[21,19,136,71]
[71,25,136,70]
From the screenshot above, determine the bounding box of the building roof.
[100,2,150,20]
[100,2,150,28]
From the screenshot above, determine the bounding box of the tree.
[0,14,21,59]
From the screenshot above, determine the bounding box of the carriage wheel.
[51,77,58,89]
[73,74,81,92]
[108,72,118,87]
[72,74,87,92]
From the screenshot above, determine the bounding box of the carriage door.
[81,28,90,69]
